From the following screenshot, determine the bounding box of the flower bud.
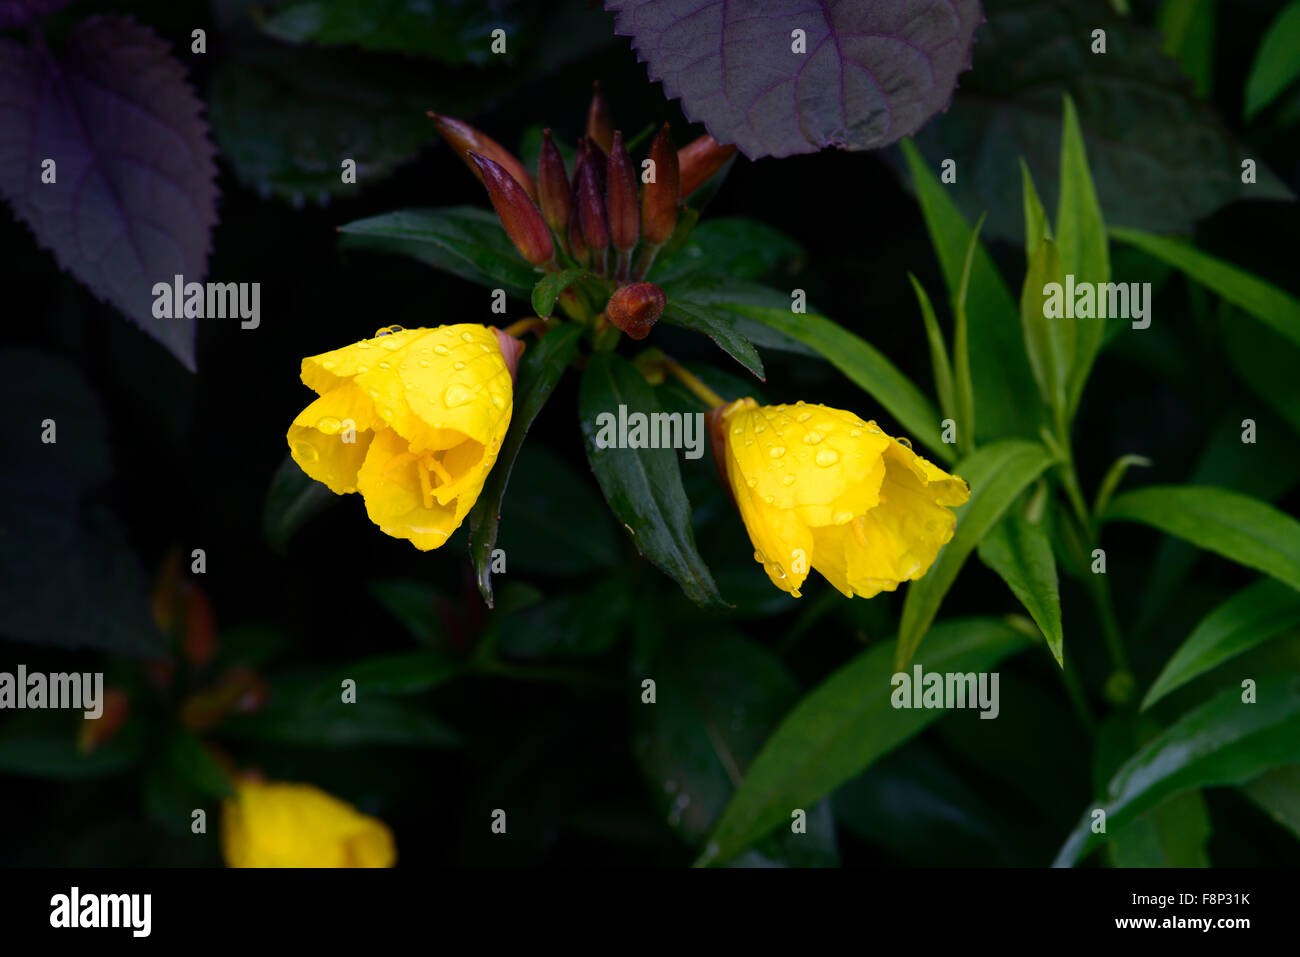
[430,112,537,200]
[705,404,734,500]
[77,688,129,753]
[467,152,554,266]
[606,131,639,252]
[678,133,737,199]
[536,130,571,237]
[641,124,679,245]
[575,158,609,255]
[182,580,217,667]
[606,282,665,340]
[567,208,589,265]
[586,81,614,154]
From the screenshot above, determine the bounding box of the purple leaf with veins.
[0,17,219,369]
[606,0,982,158]
[0,0,72,29]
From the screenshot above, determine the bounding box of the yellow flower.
[717,398,969,598]
[287,324,516,551]
[221,779,396,868]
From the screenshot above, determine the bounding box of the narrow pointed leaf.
[978,511,1064,666]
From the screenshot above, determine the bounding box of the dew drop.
[355,340,371,350]
[461,331,475,342]
[898,437,912,449]
[833,511,854,525]
[321,359,336,370]
[418,359,432,368]
[797,412,811,423]
[782,474,795,486]
[292,441,319,463]
[433,345,450,355]
[769,446,786,459]
[763,495,774,504]
[815,448,840,467]
[356,364,369,374]
[317,416,341,431]
[804,430,824,444]
[377,360,391,369]
[444,384,471,407]
[454,361,466,370]
[746,478,757,488]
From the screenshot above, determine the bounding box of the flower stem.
[662,356,726,407]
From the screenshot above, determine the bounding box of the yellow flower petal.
[721,400,968,599]
[287,382,377,494]
[221,779,395,868]
[287,324,515,550]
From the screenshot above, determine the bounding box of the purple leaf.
[606,0,982,158]
[0,17,219,369]
[0,0,72,29]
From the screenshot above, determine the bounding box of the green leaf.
[1223,314,1300,439]
[660,298,765,379]
[262,0,520,64]
[531,269,589,319]
[907,0,1291,241]
[723,303,950,462]
[1104,485,1300,591]
[900,138,1040,442]
[496,443,618,575]
[1245,1,1300,119]
[1109,227,1300,349]
[579,352,725,607]
[313,650,467,700]
[700,618,1029,865]
[656,276,818,356]
[1091,453,1152,519]
[1142,579,1300,711]
[907,274,955,421]
[338,207,539,293]
[165,731,233,799]
[1242,764,1300,839]
[649,217,803,286]
[262,455,336,554]
[493,576,631,660]
[951,213,983,454]
[634,629,800,846]
[978,510,1064,666]
[0,716,143,780]
[221,678,461,749]
[369,579,447,647]
[1020,158,1051,259]
[1054,674,1300,866]
[1019,237,1072,413]
[1056,95,1110,416]
[1157,0,1215,98]
[468,323,582,606]
[896,440,1056,669]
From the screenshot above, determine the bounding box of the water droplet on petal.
[763,495,774,504]
[804,430,824,444]
[355,340,370,349]
[418,359,432,368]
[434,345,450,355]
[356,364,369,374]
[815,448,840,467]
[377,360,391,369]
[782,474,795,486]
[797,412,811,423]
[293,441,319,463]
[461,331,475,342]
[444,384,471,407]
[834,511,854,524]
[746,477,757,488]
[898,437,912,449]
[769,446,786,459]
[321,359,336,370]
[317,416,341,431]
[454,361,465,370]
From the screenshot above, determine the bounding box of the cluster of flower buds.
[431,84,737,340]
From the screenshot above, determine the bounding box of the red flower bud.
[586,81,614,154]
[492,327,526,380]
[678,134,737,199]
[575,159,609,256]
[606,130,639,252]
[430,112,536,200]
[77,688,130,753]
[468,152,554,266]
[641,124,680,245]
[606,282,665,340]
[568,208,589,265]
[536,129,571,237]
[182,580,217,668]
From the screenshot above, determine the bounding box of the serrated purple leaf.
[606,0,982,158]
[0,0,72,29]
[0,17,219,370]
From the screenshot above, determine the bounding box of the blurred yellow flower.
[717,398,969,598]
[287,324,517,550]
[221,779,396,868]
